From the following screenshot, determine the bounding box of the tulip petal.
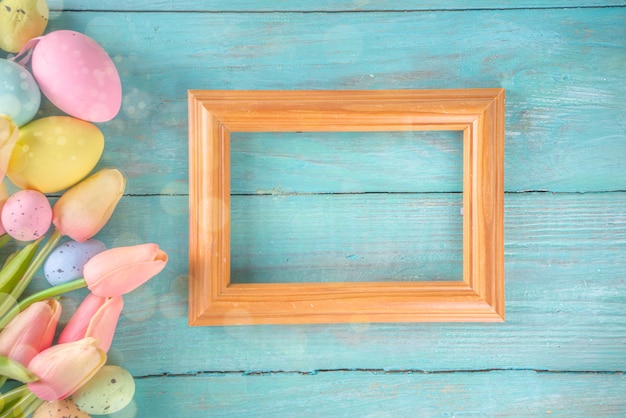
[0,299,61,366]
[0,115,19,183]
[59,293,123,352]
[52,169,125,242]
[84,296,123,352]
[27,337,106,401]
[58,293,106,346]
[84,244,167,297]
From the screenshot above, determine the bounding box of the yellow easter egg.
[7,116,104,193]
[0,0,49,53]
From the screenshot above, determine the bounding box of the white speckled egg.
[0,189,51,241]
[43,239,106,286]
[72,365,136,415]
[33,398,89,418]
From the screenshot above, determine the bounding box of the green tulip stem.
[0,388,39,418]
[0,384,30,414]
[8,229,63,302]
[0,235,10,250]
[0,278,86,329]
[16,278,87,314]
[0,230,63,329]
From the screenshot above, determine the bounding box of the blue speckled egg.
[0,59,41,127]
[44,239,106,286]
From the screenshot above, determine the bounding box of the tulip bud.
[0,115,19,182]
[0,299,61,366]
[0,181,9,235]
[27,337,106,401]
[58,293,123,352]
[83,243,167,297]
[52,168,125,242]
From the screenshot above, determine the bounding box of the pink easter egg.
[1,189,52,241]
[31,30,122,122]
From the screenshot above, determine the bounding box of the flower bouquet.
[0,1,168,416]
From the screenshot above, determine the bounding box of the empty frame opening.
[230,131,464,283]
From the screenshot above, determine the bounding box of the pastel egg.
[0,0,49,53]
[31,30,122,122]
[0,189,51,241]
[0,59,41,127]
[7,116,104,193]
[72,365,136,415]
[43,239,106,286]
[33,398,89,418]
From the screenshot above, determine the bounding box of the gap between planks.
[235,190,626,196]
[51,5,626,14]
[135,368,626,379]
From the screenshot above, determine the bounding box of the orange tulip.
[0,299,61,366]
[52,168,125,242]
[27,337,106,401]
[58,293,123,352]
[0,181,9,235]
[83,243,167,297]
[0,115,19,183]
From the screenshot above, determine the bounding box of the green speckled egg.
[72,365,136,415]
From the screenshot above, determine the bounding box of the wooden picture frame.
[188,89,505,326]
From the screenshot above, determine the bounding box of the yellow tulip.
[52,169,125,242]
[27,337,106,401]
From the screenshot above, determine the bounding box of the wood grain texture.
[230,194,464,283]
[188,89,504,325]
[231,131,464,194]
[17,193,620,376]
[55,0,626,12]
[130,371,626,417]
[29,7,624,193]
[2,2,624,416]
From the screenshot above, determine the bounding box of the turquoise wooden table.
[4,0,625,416]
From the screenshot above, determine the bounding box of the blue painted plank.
[231,193,464,283]
[129,371,626,417]
[2,5,624,417]
[53,0,626,12]
[19,193,623,376]
[11,7,621,193]
[231,131,464,194]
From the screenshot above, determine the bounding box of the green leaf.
[0,386,40,418]
[0,240,41,295]
[0,235,11,251]
[0,356,38,384]
[0,384,29,414]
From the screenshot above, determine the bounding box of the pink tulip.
[83,243,167,297]
[0,299,61,366]
[58,293,123,352]
[52,169,125,242]
[27,337,106,401]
